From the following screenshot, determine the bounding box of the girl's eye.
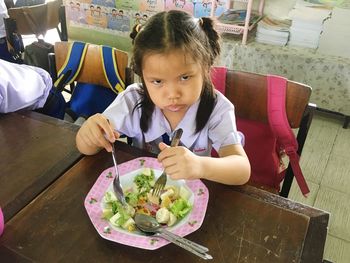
[181,75,190,81]
[151,80,162,85]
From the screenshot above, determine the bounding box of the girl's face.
[142,49,203,126]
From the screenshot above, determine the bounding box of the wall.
[64,0,231,52]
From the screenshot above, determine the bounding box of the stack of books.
[288,0,332,49]
[217,9,261,26]
[255,16,291,46]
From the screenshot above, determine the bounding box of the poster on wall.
[193,0,228,17]
[163,0,228,17]
[64,0,229,51]
[164,0,194,13]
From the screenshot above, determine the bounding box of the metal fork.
[152,128,183,198]
[111,142,127,206]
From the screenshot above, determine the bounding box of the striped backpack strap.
[54,41,88,88]
[100,45,125,94]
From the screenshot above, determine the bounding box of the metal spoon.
[134,213,212,260]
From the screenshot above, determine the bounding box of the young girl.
[76,10,250,185]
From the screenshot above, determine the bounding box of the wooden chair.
[48,41,133,90]
[223,69,315,198]
[4,0,67,55]
[47,41,134,121]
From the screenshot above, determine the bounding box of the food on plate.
[102,168,192,232]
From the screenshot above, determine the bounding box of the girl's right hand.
[76,113,120,155]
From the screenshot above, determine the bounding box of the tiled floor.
[288,111,350,263]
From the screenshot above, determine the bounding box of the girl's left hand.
[158,142,202,180]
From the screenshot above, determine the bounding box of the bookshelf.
[211,0,265,44]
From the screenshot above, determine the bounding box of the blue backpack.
[45,41,126,120]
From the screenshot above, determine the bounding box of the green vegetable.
[133,170,155,193]
[104,191,117,203]
[109,204,132,227]
[102,208,114,220]
[125,192,139,207]
[116,205,131,226]
[111,201,118,215]
[170,198,192,219]
[102,168,193,231]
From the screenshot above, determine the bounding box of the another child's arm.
[76,113,119,155]
[158,143,250,185]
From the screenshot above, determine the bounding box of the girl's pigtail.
[130,24,143,74]
[200,17,221,64]
[129,24,143,44]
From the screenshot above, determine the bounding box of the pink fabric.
[210,67,227,94]
[0,207,4,236]
[236,118,281,189]
[211,66,281,188]
[210,67,310,196]
[267,75,310,196]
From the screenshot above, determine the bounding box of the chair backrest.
[225,70,312,128]
[222,69,315,197]
[51,41,133,88]
[14,0,45,7]
[6,0,67,40]
[45,41,134,120]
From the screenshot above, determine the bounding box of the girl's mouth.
[165,104,184,112]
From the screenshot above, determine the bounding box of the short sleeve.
[0,60,52,113]
[103,84,143,137]
[209,92,244,152]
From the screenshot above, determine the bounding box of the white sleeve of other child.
[0,59,52,113]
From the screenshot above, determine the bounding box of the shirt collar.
[144,100,200,148]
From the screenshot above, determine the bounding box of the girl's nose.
[167,85,180,101]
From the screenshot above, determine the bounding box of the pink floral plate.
[84,157,209,250]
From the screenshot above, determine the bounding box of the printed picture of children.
[174,0,186,8]
[107,9,130,32]
[86,4,108,28]
[134,12,141,25]
[107,8,118,29]
[141,14,148,24]
[91,0,116,8]
[202,0,209,8]
[67,1,86,23]
[164,0,194,14]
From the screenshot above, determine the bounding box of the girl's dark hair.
[130,10,221,133]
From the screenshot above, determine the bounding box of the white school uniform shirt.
[103,83,243,156]
[0,59,52,113]
[0,1,8,38]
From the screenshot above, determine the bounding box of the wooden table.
[0,111,83,222]
[0,141,329,263]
